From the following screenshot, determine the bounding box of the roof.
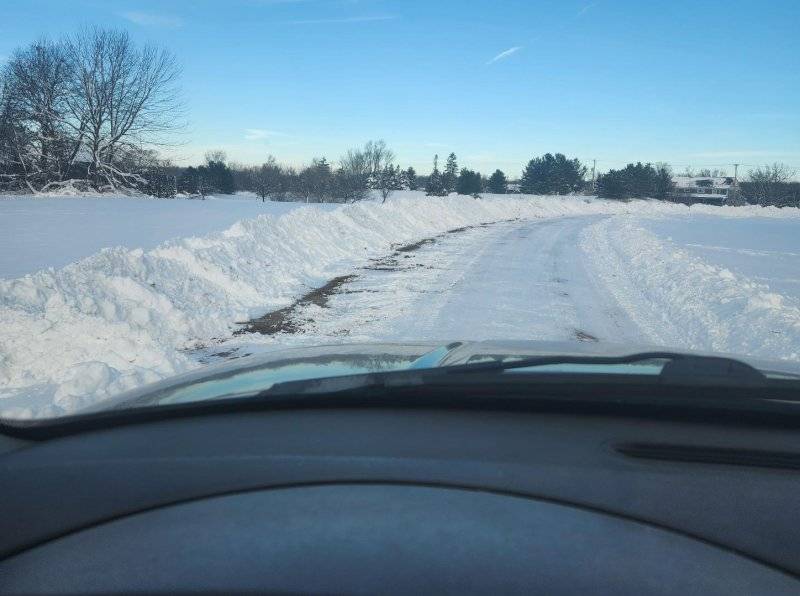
[673,176,734,189]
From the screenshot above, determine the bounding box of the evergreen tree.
[519,153,586,195]
[456,168,483,197]
[376,164,404,202]
[178,166,209,197]
[404,166,418,190]
[425,154,447,196]
[595,169,628,199]
[442,152,458,193]
[300,157,333,202]
[487,169,508,194]
[203,151,236,194]
[596,162,674,200]
[654,165,674,199]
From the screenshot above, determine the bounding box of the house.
[671,176,735,205]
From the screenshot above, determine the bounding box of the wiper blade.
[446,351,767,386]
[263,351,769,398]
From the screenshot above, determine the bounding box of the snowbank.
[0,193,325,278]
[581,216,800,361]
[1,191,799,418]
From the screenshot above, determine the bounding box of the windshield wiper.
[443,351,767,386]
[263,351,770,398]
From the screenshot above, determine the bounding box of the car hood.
[83,340,800,413]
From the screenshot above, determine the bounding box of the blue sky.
[2,0,799,175]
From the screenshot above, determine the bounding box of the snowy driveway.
[221,216,648,353]
[339,216,644,343]
[223,212,800,365]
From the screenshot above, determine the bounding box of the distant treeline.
[177,141,406,203]
[213,151,797,207]
[0,28,795,207]
[595,161,798,206]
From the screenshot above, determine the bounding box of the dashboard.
[1,407,800,594]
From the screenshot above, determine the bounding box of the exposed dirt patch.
[236,218,513,337]
[364,234,441,271]
[396,237,437,252]
[237,274,357,335]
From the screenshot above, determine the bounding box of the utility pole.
[591,159,596,190]
[731,163,740,204]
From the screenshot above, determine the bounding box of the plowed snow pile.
[1,192,799,418]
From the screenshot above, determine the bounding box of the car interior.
[2,390,800,594]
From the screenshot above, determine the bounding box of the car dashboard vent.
[615,443,800,471]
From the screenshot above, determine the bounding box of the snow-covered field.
[0,192,328,278]
[1,190,799,419]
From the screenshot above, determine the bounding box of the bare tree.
[363,139,395,181]
[65,28,183,189]
[253,156,284,202]
[338,147,370,202]
[205,149,227,165]
[747,163,797,205]
[1,39,76,190]
[337,139,396,202]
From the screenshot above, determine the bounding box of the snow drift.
[582,216,800,361]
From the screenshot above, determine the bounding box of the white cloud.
[244,128,287,141]
[285,15,398,25]
[486,46,523,65]
[577,2,597,17]
[121,11,183,28]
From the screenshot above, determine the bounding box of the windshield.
[1,1,799,420]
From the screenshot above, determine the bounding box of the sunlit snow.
[1,191,799,418]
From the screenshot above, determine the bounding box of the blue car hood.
[83,340,800,413]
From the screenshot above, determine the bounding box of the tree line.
[151,148,800,208]
[595,161,798,206]
[185,141,411,203]
[1,29,796,206]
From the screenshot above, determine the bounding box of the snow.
[233,216,645,346]
[0,192,326,279]
[580,216,800,361]
[640,216,800,298]
[1,191,800,419]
